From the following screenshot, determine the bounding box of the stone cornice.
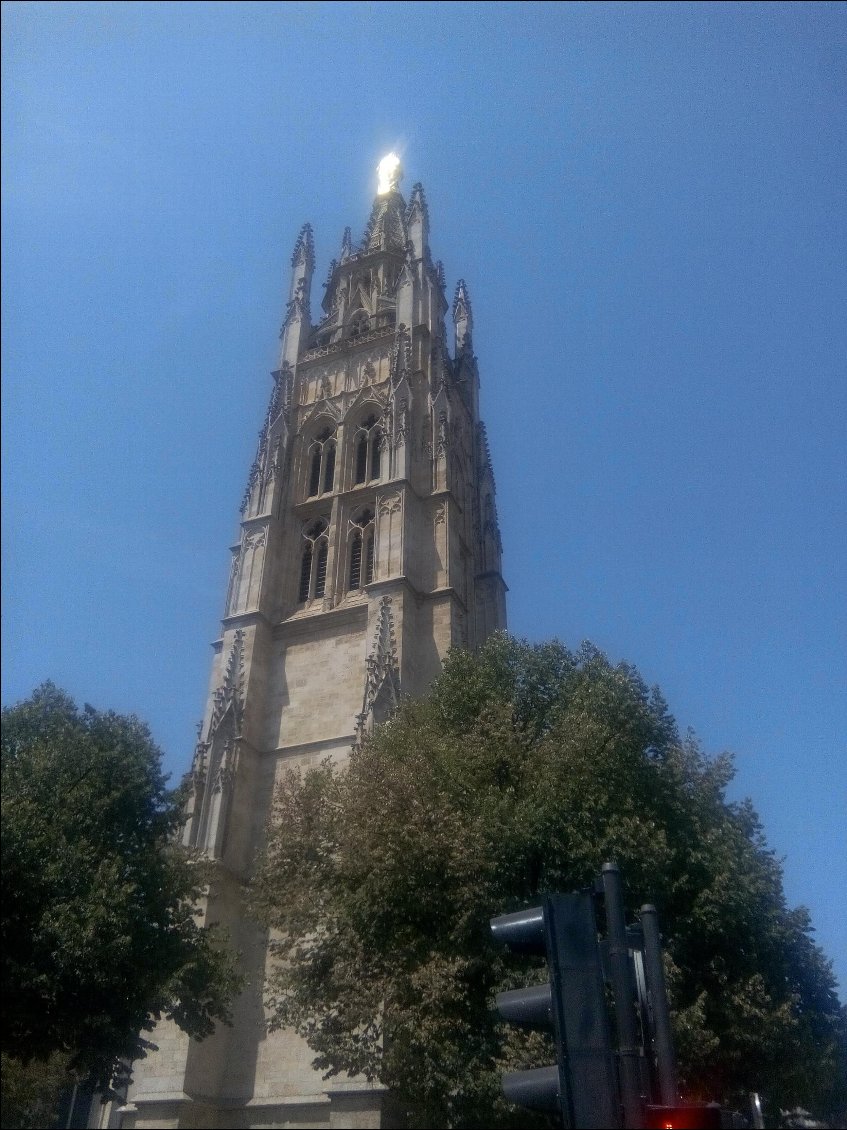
[300,323,395,364]
[273,600,368,639]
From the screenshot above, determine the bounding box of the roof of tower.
[362,190,408,253]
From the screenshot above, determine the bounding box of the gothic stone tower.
[120,158,506,1130]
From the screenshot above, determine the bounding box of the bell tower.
[121,157,506,1129]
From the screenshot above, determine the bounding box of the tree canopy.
[251,634,846,1129]
[1,683,240,1096]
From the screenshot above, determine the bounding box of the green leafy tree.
[1,682,241,1106]
[251,634,846,1129]
[0,1051,72,1130]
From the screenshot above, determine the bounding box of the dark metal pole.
[639,904,678,1106]
[602,863,644,1129]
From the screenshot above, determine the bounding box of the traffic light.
[644,1103,722,1129]
[490,892,620,1129]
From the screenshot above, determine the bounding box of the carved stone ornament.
[208,629,246,742]
[378,492,401,516]
[394,398,408,447]
[245,526,267,552]
[213,739,237,793]
[190,740,209,784]
[437,412,449,454]
[355,595,401,742]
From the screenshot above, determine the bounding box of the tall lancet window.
[348,508,375,591]
[299,518,329,603]
[306,428,337,498]
[353,415,384,485]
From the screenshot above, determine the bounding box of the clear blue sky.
[3,2,845,996]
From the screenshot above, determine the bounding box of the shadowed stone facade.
[118,160,506,1130]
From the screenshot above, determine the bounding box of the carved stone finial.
[341,226,353,260]
[291,223,315,272]
[406,182,429,224]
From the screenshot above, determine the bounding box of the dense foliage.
[1,683,240,1099]
[251,635,846,1128]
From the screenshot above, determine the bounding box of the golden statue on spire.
[376,152,403,195]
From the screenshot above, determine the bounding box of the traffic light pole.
[602,863,644,1130]
[493,868,710,1130]
[640,903,678,1106]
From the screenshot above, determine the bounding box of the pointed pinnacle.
[291,223,315,271]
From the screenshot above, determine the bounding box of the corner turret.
[452,279,473,355]
[280,223,315,366]
[406,182,430,260]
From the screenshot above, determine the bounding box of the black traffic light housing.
[491,892,619,1129]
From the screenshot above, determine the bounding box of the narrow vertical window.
[299,544,313,602]
[348,508,374,593]
[323,441,336,493]
[355,434,368,484]
[364,529,375,585]
[348,531,362,591]
[309,447,321,497]
[314,540,328,598]
[370,427,382,480]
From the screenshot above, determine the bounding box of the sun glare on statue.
[377,152,402,194]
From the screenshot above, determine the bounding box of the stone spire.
[280,223,314,365]
[452,278,473,355]
[363,154,408,253]
[406,182,430,259]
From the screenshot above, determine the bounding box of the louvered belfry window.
[299,517,329,602]
[348,508,375,592]
[355,433,368,484]
[364,528,374,585]
[307,428,336,498]
[298,543,313,602]
[349,531,362,590]
[309,447,321,497]
[354,415,383,486]
[323,441,336,493]
[314,540,328,598]
[370,427,382,480]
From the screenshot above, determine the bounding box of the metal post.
[749,1092,765,1129]
[602,863,644,1129]
[640,904,678,1106]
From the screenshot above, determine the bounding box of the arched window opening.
[299,518,329,603]
[306,428,336,498]
[354,415,383,486]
